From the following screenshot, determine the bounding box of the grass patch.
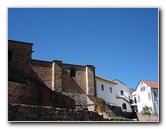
[114,116,125,119]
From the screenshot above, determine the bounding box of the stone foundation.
[8,103,106,121]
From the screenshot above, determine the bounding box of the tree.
[141,105,152,115]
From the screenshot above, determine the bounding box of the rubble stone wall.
[8,81,75,108]
[137,113,159,122]
[31,60,52,90]
[8,103,105,121]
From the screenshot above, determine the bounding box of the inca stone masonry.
[8,40,96,111]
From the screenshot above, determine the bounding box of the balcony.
[115,94,130,102]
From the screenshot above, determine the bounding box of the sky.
[8,8,158,90]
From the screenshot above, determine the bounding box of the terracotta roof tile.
[142,80,158,89]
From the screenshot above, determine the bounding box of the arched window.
[8,49,13,62]
[70,67,76,77]
[120,90,124,95]
[122,103,127,109]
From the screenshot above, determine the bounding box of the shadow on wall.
[61,68,86,93]
[8,63,75,109]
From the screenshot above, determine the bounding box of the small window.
[110,87,112,93]
[101,84,104,91]
[70,67,76,77]
[154,91,157,98]
[8,49,13,62]
[134,97,137,103]
[120,90,124,95]
[122,103,127,109]
[140,86,145,91]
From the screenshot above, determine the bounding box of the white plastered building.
[95,76,134,112]
[131,80,158,115]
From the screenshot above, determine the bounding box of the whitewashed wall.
[132,81,158,115]
[113,80,133,112]
[96,77,117,106]
[95,77,133,112]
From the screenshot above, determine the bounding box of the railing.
[115,94,130,102]
[105,102,117,106]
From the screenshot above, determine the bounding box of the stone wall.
[107,105,138,120]
[86,65,96,96]
[31,60,52,89]
[8,81,75,108]
[61,64,87,93]
[8,40,33,74]
[8,40,96,111]
[136,113,159,122]
[53,60,62,92]
[62,93,87,108]
[8,103,106,121]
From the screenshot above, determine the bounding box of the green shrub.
[141,105,152,115]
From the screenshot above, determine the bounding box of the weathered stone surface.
[8,103,106,121]
[31,60,52,89]
[8,81,75,109]
[8,40,96,112]
[136,113,158,122]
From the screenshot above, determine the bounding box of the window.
[134,97,137,103]
[128,96,130,99]
[153,91,157,101]
[148,92,151,100]
[110,87,112,93]
[101,84,104,91]
[8,49,13,62]
[70,67,76,77]
[154,91,157,98]
[120,90,124,95]
[140,86,145,91]
[122,103,127,109]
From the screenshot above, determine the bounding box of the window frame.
[122,103,127,109]
[70,67,76,77]
[8,49,13,62]
[110,87,112,93]
[101,84,104,91]
[120,90,124,95]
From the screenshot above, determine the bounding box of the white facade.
[131,80,158,115]
[95,76,117,106]
[113,79,134,112]
[95,76,134,112]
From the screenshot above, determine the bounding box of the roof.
[142,80,158,89]
[112,79,127,86]
[9,39,33,45]
[113,79,134,91]
[95,75,117,85]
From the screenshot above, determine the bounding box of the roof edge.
[8,39,33,45]
[96,75,117,84]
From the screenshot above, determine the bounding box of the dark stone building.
[8,40,96,110]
